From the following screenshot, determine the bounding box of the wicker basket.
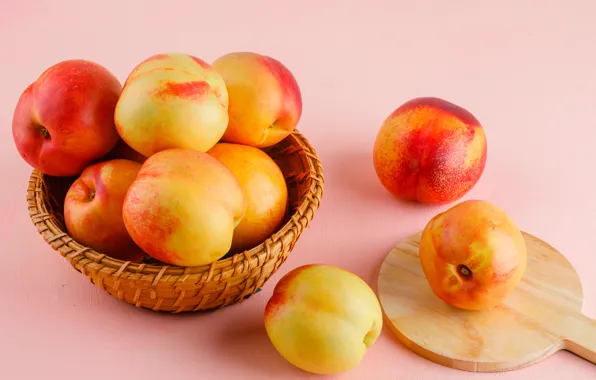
[26,131,324,313]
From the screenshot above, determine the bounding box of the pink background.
[1,0,595,378]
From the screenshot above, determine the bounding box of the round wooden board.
[377,231,596,372]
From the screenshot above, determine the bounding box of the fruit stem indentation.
[40,127,51,140]
[457,264,472,279]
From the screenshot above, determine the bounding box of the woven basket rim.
[27,130,324,277]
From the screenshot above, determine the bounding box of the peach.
[264,265,383,375]
[207,143,288,253]
[64,159,145,262]
[373,97,487,204]
[114,53,229,157]
[122,148,246,267]
[419,199,527,310]
[211,52,302,148]
[12,59,122,176]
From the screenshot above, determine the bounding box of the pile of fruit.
[12,50,529,376]
[12,51,303,267]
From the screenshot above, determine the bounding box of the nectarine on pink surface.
[264,265,383,375]
[212,52,302,148]
[64,159,145,262]
[207,143,288,253]
[12,59,122,176]
[122,148,246,267]
[114,53,229,157]
[419,199,527,310]
[373,97,487,204]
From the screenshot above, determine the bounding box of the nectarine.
[264,265,383,375]
[373,97,487,204]
[64,159,145,262]
[122,148,246,267]
[419,199,527,310]
[115,53,229,157]
[212,52,302,148]
[12,59,122,176]
[207,143,288,253]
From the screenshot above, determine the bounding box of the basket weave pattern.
[26,131,324,312]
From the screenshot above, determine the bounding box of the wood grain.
[377,231,596,372]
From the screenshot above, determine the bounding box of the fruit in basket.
[207,143,288,252]
[419,199,527,310]
[12,59,122,176]
[264,264,383,375]
[64,159,145,262]
[114,52,229,157]
[122,148,246,267]
[373,97,487,205]
[211,52,302,148]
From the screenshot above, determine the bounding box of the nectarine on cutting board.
[377,230,596,372]
[418,200,528,311]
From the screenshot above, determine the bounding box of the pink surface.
[1,0,595,378]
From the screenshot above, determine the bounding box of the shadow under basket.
[26,131,324,313]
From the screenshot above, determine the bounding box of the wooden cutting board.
[377,230,595,372]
